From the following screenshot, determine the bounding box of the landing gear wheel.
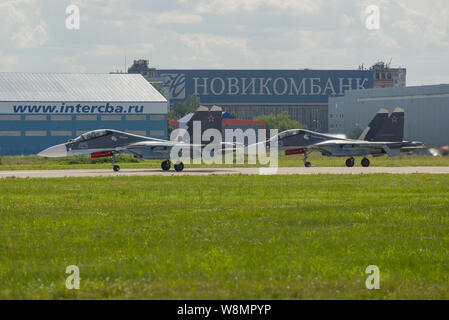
[303,151,311,168]
[113,165,120,172]
[161,160,171,171]
[345,158,355,167]
[174,162,184,172]
[361,158,370,167]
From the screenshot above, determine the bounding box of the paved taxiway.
[0,167,448,178]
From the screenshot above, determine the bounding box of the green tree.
[168,94,200,121]
[254,111,306,138]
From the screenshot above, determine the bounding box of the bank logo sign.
[158,70,374,104]
[159,73,186,100]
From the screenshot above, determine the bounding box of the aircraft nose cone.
[38,144,68,157]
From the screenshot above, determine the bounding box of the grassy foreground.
[0,174,448,299]
[0,153,449,170]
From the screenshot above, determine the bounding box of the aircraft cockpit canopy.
[276,129,303,140]
[72,130,109,143]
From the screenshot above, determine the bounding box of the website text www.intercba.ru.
[12,103,144,114]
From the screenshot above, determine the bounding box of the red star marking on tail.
[391,116,398,123]
[208,115,214,122]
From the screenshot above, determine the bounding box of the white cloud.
[0,0,448,85]
[84,43,156,57]
[172,32,258,63]
[195,0,322,15]
[341,14,355,27]
[53,56,88,73]
[12,24,49,48]
[0,51,18,71]
[148,11,202,24]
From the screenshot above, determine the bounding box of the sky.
[0,0,448,86]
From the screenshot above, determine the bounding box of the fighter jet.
[268,107,424,167]
[38,106,225,172]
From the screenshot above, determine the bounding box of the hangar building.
[156,69,374,133]
[0,73,167,155]
[328,84,449,146]
[125,59,410,133]
[125,61,386,132]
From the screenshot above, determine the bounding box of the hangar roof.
[0,73,167,102]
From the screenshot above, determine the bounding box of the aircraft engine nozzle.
[38,144,68,157]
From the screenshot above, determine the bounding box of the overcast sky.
[1,0,448,86]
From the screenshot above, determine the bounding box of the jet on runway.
[268,107,424,167]
[38,106,225,172]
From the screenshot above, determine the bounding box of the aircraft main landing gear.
[161,160,171,171]
[112,153,120,172]
[174,162,184,172]
[361,158,371,167]
[345,158,355,167]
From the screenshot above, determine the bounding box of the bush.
[254,111,307,138]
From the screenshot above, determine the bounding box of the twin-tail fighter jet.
[269,107,424,167]
[38,106,225,172]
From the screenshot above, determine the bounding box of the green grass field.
[0,154,448,171]
[0,174,448,299]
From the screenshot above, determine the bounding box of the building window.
[25,115,47,121]
[25,131,47,136]
[150,115,165,121]
[0,131,21,136]
[51,131,72,136]
[51,115,72,121]
[76,115,97,121]
[101,115,122,121]
[0,115,21,121]
[126,115,146,121]
[150,130,165,136]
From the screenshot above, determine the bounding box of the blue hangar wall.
[0,104,167,155]
[0,73,168,156]
[158,69,374,131]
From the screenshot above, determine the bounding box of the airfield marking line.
[0,167,449,178]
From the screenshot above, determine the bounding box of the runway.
[1,166,449,178]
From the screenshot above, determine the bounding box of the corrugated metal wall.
[328,85,449,146]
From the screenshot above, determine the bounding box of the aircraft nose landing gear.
[303,152,311,167]
[345,158,355,167]
[111,153,120,172]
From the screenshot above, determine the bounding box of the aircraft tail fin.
[364,107,405,142]
[367,107,405,142]
[185,105,222,142]
[359,108,389,141]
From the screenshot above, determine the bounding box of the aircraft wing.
[122,140,237,158]
[311,140,402,156]
[124,140,234,149]
[313,140,388,148]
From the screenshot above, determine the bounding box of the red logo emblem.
[208,115,214,122]
[391,116,398,123]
